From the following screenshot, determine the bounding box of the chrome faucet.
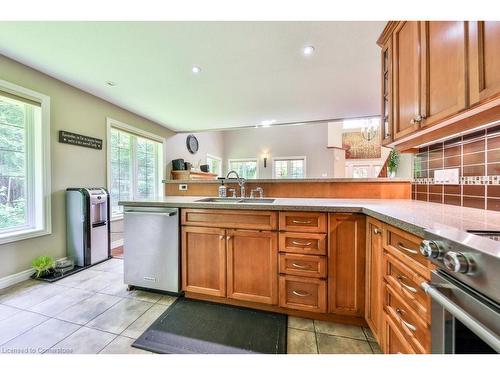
[250,187,264,199]
[226,170,246,198]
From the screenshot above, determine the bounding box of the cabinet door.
[365,218,383,344]
[420,21,467,127]
[328,214,366,316]
[469,21,500,105]
[392,21,421,139]
[381,38,393,145]
[226,229,278,305]
[181,226,226,297]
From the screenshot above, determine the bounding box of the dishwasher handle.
[421,281,500,353]
[124,209,178,217]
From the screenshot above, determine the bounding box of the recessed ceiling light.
[106,81,117,87]
[192,66,201,74]
[302,45,315,56]
[261,119,276,128]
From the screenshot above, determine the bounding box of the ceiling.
[0,21,385,132]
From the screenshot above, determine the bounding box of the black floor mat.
[132,297,287,354]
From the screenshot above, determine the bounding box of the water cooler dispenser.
[66,187,111,267]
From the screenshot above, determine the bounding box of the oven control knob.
[443,251,469,273]
[420,240,442,259]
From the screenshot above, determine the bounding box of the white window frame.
[227,158,259,179]
[0,79,51,245]
[206,153,222,176]
[106,118,165,220]
[271,156,307,179]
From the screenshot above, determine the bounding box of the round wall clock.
[186,134,199,154]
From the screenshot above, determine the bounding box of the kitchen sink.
[238,198,275,204]
[195,197,275,204]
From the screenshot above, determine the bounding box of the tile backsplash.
[412,124,500,211]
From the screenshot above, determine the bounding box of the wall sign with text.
[59,130,103,150]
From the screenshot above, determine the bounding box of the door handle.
[397,275,418,294]
[292,240,312,246]
[395,308,417,332]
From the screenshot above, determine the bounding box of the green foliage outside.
[0,97,27,230]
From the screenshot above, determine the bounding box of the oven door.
[422,270,500,354]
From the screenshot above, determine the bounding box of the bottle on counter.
[218,180,227,198]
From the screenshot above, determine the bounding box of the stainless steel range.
[420,229,500,353]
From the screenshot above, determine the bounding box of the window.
[206,154,222,177]
[272,157,306,179]
[0,80,51,244]
[107,119,164,218]
[227,158,258,179]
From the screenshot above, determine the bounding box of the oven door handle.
[421,281,500,353]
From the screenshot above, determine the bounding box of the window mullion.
[131,135,138,200]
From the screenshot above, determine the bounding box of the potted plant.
[387,149,400,178]
[32,256,55,278]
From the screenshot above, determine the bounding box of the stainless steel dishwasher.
[123,206,180,293]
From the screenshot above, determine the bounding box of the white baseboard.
[111,239,123,249]
[0,256,68,290]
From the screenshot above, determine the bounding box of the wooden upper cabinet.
[226,229,278,305]
[392,21,421,140]
[328,213,366,317]
[469,21,500,105]
[182,226,226,297]
[420,21,467,127]
[365,218,383,344]
[381,38,393,145]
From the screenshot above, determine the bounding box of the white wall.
[165,131,225,176]
[223,123,335,178]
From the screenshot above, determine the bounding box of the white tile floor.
[0,258,381,354]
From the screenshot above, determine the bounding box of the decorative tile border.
[413,175,500,185]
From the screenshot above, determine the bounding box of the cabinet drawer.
[385,283,430,353]
[383,224,430,278]
[279,253,327,278]
[384,252,430,323]
[279,212,327,233]
[279,275,327,313]
[384,312,417,354]
[279,232,326,255]
[181,208,278,230]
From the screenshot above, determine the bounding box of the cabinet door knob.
[373,228,381,235]
[219,235,225,240]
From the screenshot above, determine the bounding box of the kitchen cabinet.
[392,21,421,140]
[328,213,366,317]
[181,209,279,305]
[365,217,383,345]
[469,21,500,105]
[182,226,226,297]
[420,21,467,127]
[227,229,278,305]
[378,21,500,149]
[279,275,327,313]
[380,37,393,145]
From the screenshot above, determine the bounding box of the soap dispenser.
[218,180,227,198]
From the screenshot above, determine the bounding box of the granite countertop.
[162,178,412,184]
[119,196,500,241]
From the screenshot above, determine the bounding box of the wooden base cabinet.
[227,230,278,305]
[328,214,366,317]
[365,218,384,345]
[182,226,226,297]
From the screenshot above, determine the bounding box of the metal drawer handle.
[292,219,313,224]
[292,290,310,297]
[292,262,311,269]
[396,275,418,294]
[396,308,417,332]
[292,240,312,246]
[373,228,382,235]
[219,235,225,240]
[397,242,418,255]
